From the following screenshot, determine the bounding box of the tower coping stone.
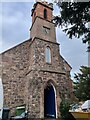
[31,1,53,16]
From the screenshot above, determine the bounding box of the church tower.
[26,1,65,118]
[30,1,56,43]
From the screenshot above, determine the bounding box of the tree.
[74,66,90,101]
[53,2,90,43]
[60,99,75,120]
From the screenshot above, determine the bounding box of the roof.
[60,55,72,69]
[0,38,32,55]
[81,100,90,109]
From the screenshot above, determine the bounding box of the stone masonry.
[0,1,74,118]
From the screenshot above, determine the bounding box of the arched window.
[45,47,51,63]
[44,9,47,19]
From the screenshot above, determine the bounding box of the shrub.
[60,99,75,120]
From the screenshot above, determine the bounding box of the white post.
[0,78,3,119]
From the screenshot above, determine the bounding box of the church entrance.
[44,83,56,118]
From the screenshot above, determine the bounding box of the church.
[0,1,74,118]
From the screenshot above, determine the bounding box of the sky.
[0,0,88,116]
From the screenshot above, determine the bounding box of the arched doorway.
[44,83,56,118]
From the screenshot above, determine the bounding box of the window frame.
[44,9,47,19]
[45,46,51,64]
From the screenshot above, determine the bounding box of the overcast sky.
[0,1,88,77]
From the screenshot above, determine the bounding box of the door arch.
[44,83,56,118]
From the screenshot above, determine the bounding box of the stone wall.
[24,37,73,118]
[0,36,74,118]
[25,69,72,118]
[0,54,2,77]
[1,40,30,109]
[30,17,56,43]
[29,38,63,72]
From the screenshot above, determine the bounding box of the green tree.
[53,2,90,43]
[74,66,90,101]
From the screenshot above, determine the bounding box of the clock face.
[43,27,50,35]
[45,28,49,34]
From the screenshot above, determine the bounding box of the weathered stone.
[0,1,74,118]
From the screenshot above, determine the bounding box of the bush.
[60,100,75,120]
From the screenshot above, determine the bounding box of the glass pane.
[45,47,51,63]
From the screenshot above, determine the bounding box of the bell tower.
[31,1,53,23]
[30,1,56,43]
[29,2,62,118]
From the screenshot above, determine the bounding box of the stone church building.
[0,1,74,118]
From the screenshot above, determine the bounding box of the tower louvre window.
[44,9,47,19]
[45,47,51,63]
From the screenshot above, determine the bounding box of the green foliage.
[74,66,90,101]
[60,99,75,120]
[53,2,90,43]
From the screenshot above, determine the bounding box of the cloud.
[0,3,2,51]
[56,27,88,75]
[1,0,33,2]
[1,2,32,53]
[0,37,2,53]
[1,0,53,2]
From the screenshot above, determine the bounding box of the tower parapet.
[31,1,53,24]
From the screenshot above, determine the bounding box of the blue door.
[44,85,56,118]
